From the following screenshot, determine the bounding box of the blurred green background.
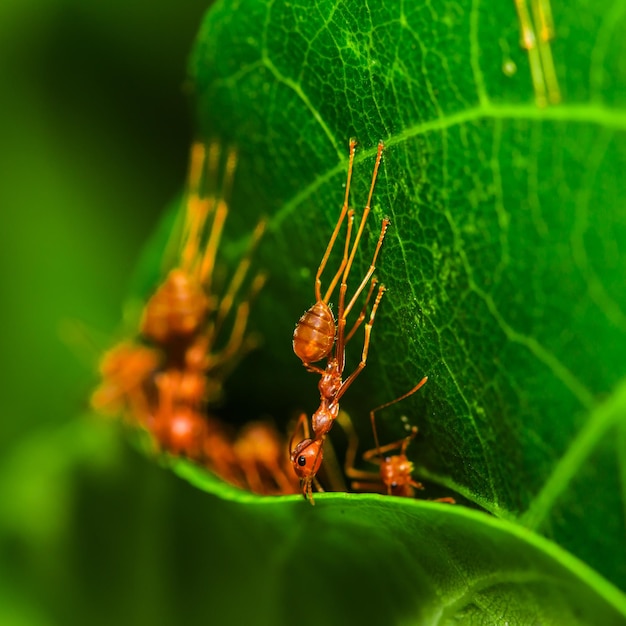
[0,0,209,447]
[0,1,259,624]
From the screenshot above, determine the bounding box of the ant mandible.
[290,140,389,503]
[341,377,456,502]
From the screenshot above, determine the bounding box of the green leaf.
[174,458,626,625]
[139,0,626,620]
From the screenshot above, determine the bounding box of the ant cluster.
[91,141,298,496]
[290,141,455,505]
[91,138,453,505]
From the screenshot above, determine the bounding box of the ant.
[290,140,389,503]
[340,377,455,502]
[140,141,266,372]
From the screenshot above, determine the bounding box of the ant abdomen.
[292,301,336,364]
[141,269,209,342]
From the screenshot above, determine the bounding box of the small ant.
[341,377,455,502]
[290,140,389,503]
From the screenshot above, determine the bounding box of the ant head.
[290,438,324,481]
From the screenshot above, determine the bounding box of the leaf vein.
[521,375,626,530]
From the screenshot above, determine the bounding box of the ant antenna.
[369,376,428,455]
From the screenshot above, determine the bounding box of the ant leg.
[181,143,205,246]
[334,144,384,355]
[213,219,266,337]
[514,0,536,52]
[188,142,206,193]
[315,140,356,303]
[217,144,238,200]
[343,218,389,318]
[336,411,381,488]
[336,283,385,397]
[302,476,324,506]
[197,200,227,289]
[532,0,560,104]
[368,378,428,452]
[182,197,213,274]
[337,142,384,309]
[205,300,250,370]
[180,143,210,273]
[322,210,355,304]
[270,462,300,495]
[318,433,347,492]
[289,413,311,457]
[362,427,420,463]
[182,142,220,273]
[344,278,378,345]
[513,0,547,107]
[204,271,266,372]
[198,146,238,290]
[534,0,554,42]
[240,460,264,494]
[312,476,325,493]
[336,218,388,372]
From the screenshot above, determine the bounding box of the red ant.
[341,377,455,502]
[141,141,265,364]
[90,341,160,426]
[290,140,389,503]
[91,140,299,497]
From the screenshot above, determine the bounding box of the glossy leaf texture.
[154,0,626,621]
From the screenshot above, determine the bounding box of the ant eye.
[298,455,307,467]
